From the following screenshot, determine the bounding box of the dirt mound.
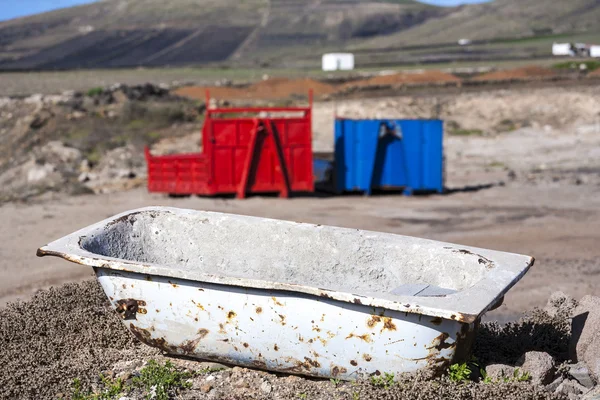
[0,280,159,400]
[587,68,600,77]
[174,78,336,101]
[250,78,336,98]
[473,66,557,81]
[344,70,461,89]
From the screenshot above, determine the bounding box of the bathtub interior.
[81,210,493,299]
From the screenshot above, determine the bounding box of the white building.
[590,46,600,58]
[322,53,355,71]
[458,39,472,46]
[552,43,575,57]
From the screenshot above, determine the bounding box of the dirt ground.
[1,81,600,399]
[2,92,600,323]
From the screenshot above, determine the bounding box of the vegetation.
[450,128,485,136]
[71,376,127,400]
[71,360,192,400]
[132,360,192,400]
[553,60,600,72]
[370,372,395,389]
[448,363,473,383]
[86,87,104,97]
[448,361,532,384]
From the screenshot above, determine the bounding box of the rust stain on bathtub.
[116,299,146,320]
[330,365,347,377]
[271,297,284,307]
[346,332,372,343]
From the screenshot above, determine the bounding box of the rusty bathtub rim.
[37,206,534,324]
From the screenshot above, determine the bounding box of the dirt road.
[2,119,600,323]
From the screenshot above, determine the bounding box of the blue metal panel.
[333,118,444,195]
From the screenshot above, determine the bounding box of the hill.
[2,0,600,71]
[0,0,444,70]
[357,0,600,48]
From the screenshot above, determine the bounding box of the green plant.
[297,393,308,399]
[553,60,600,72]
[481,367,532,384]
[132,360,192,400]
[448,363,472,383]
[87,87,104,97]
[71,375,127,400]
[352,391,360,400]
[370,372,395,389]
[513,368,531,382]
[330,378,341,386]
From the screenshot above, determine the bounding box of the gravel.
[0,280,576,400]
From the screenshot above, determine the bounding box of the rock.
[234,378,249,388]
[485,364,516,381]
[570,295,600,381]
[27,163,54,183]
[200,384,212,393]
[112,359,144,377]
[260,381,272,394]
[196,361,230,372]
[546,376,564,392]
[29,109,54,129]
[582,386,600,400]
[556,379,587,396]
[544,291,578,318]
[583,334,600,384]
[517,351,555,385]
[569,363,595,388]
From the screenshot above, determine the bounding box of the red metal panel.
[145,93,314,197]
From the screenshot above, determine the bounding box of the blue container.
[334,118,444,195]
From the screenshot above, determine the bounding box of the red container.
[146,92,314,198]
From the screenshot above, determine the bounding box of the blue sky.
[0,0,490,22]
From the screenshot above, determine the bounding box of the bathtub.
[37,207,533,379]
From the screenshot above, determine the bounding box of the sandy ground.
[2,115,599,325]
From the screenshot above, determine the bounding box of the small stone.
[582,386,600,400]
[546,376,564,392]
[570,295,600,381]
[195,361,230,372]
[56,393,64,399]
[569,363,595,388]
[260,381,272,394]
[205,375,216,382]
[517,351,555,385]
[234,378,249,388]
[200,384,212,393]
[556,379,587,396]
[485,364,516,381]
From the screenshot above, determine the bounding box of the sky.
[0,0,491,22]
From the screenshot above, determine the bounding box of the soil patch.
[472,66,557,81]
[343,70,461,89]
[0,280,159,400]
[174,78,336,101]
